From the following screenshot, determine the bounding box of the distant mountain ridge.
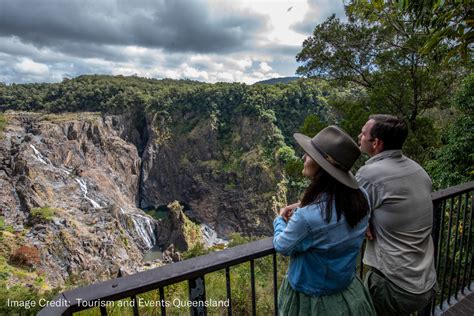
[254,76,300,85]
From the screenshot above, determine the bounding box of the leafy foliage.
[394,0,473,62]
[30,207,56,222]
[295,1,471,165]
[296,10,458,130]
[0,112,6,139]
[299,114,327,137]
[326,85,371,139]
[426,74,474,189]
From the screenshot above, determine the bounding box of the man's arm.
[356,171,383,240]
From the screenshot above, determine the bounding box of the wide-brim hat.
[294,126,360,189]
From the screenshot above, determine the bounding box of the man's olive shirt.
[356,150,437,294]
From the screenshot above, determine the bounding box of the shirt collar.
[365,149,402,165]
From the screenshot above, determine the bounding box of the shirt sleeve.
[273,209,311,256]
[356,171,382,214]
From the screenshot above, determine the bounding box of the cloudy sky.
[0,0,344,84]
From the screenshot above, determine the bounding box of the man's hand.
[366,224,374,240]
[279,202,300,222]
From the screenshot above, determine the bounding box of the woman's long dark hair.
[300,169,368,228]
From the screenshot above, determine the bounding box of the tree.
[299,114,327,137]
[426,74,474,189]
[296,5,460,131]
[377,0,473,62]
[326,85,371,139]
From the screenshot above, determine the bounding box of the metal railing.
[431,181,473,312]
[39,181,474,315]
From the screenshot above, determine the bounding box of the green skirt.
[278,276,376,316]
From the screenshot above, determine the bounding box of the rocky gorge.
[0,109,288,290]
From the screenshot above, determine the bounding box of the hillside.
[254,76,300,85]
[0,75,329,298]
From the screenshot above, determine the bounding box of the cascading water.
[120,208,156,250]
[130,214,156,249]
[30,144,49,165]
[30,143,156,251]
[30,144,72,175]
[75,178,102,209]
[30,144,103,209]
[200,224,227,247]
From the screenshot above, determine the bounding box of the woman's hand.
[279,202,300,222]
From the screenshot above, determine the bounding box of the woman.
[274,126,375,315]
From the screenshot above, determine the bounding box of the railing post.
[273,252,278,316]
[250,260,256,316]
[189,276,206,316]
[428,199,443,315]
[225,267,232,316]
[432,200,442,265]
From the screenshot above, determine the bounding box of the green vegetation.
[0,62,469,186]
[426,74,474,189]
[0,232,59,315]
[296,0,471,179]
[0,283,58,315]
[30,207,56,222]
[384,0,472,62]
[144,208,169,220]
[0,113,6,139]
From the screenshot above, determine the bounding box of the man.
[356,114,437,315]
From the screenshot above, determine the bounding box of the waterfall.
[30,144,49,165]
[30,144,71,175]
[30,144,103,209]
[131,214,156,249]
[120,208,156,250]
[75,178,102,208]
[200,224,227,247]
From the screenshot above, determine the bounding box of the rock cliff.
[0,112,157,287]
[0,109,288,289]
[141,111,287,237]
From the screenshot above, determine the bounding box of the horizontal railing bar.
[58,237,275,313]
[431,181,474,203]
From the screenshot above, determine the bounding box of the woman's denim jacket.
[273,199,368,296]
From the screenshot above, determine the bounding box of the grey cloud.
[261,43,301,57]
[291,0,345,35]
[0,52,108,84]
[0,36,126,66]
[0,0,268,54]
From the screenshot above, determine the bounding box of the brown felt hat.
[293,126,360,189]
